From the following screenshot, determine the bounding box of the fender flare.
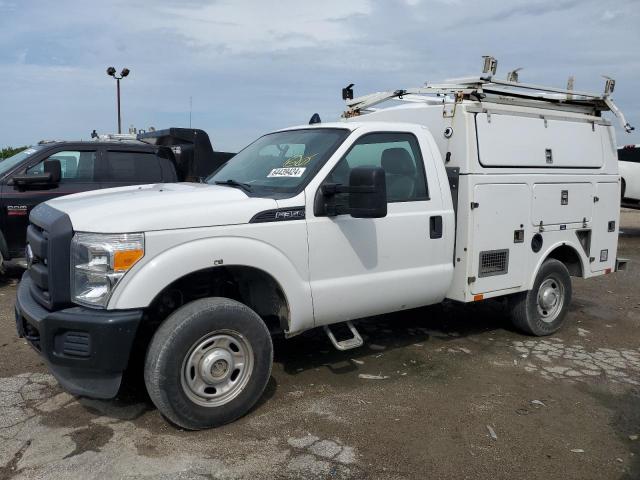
[107,236,315,333]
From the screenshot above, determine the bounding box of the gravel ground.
[0,208,639,480]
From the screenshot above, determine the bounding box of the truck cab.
[0,129,232,267]
[14,60,631,430]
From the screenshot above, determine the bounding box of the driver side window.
[26,151,96,182]
[324,132,428,203]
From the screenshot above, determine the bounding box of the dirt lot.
[1,209,639,480]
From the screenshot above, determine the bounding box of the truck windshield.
[0,146,44,177]
[208,128,349,195]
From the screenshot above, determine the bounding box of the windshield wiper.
[214,179,252,193]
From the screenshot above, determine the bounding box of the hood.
[46,183,278,233]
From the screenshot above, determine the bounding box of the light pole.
[106,67,130,134]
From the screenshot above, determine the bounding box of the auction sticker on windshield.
[267,167,306,177]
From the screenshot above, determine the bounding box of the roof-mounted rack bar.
[343,56,634,133]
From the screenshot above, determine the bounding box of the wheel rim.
[181,330,254,407]
[536,276,565,323]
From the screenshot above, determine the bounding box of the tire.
[144,297,273,430]
[621,178,626,202]
[508,259,572,336]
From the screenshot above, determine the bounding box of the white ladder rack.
[343,57,634,133]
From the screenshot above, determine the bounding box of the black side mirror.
[318,166,387,218]
[11,159,61,190]
[347,166,387,218]
[12,173,54,189]
[44,159,62,184]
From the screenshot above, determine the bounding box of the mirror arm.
[325,203,350,217]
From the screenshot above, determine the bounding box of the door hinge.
[467,276,476,284]
[471,202,479,210]
[593,196,599,203]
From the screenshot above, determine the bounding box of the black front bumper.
[15,273,143,399]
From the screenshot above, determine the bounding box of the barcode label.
[267,167,306,178]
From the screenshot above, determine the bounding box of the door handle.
[430,216,443,239]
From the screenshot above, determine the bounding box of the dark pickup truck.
[0,128,233,266]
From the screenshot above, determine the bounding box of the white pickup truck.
[15,59,632,429]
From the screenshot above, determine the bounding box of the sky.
[1,0,639,152]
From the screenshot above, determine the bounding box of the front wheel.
[508,259,572,336]
[144,297,273,430]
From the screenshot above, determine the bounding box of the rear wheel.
[508,259,572,336]
[144,297,273,430]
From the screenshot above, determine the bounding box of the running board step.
[323,321,363,351]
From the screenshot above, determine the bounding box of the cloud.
[0,0,639,149]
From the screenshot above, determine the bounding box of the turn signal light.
[114,249,144,271]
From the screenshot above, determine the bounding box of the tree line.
[0,146,28,160]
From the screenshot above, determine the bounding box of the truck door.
[305,131,453,326]
[1,148,99,258]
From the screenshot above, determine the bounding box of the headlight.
[71,232,144,308]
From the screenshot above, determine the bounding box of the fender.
[527,238,587,290]
[107,236,315,333]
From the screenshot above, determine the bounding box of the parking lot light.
[106,67,131,134]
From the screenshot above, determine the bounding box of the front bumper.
[15,273,143,399]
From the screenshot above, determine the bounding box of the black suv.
[0,128,233,266]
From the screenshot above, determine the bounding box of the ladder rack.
[342,57,634,133]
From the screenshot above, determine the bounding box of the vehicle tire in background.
[144,297,273,430]
[621,178,626,202]
[508,259,572,336]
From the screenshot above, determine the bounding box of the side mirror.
[12,173,54,189]
[318,166,387,218]
[11,160,61,190]
[44,159,62,184]
[347,166,387,218]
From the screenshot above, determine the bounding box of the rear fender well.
[529,241,586,289]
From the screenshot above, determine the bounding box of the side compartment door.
[590,182,619,273]
[306,131,453,326]
[470,183,529,294]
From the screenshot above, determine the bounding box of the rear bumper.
[15,273,143,399]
